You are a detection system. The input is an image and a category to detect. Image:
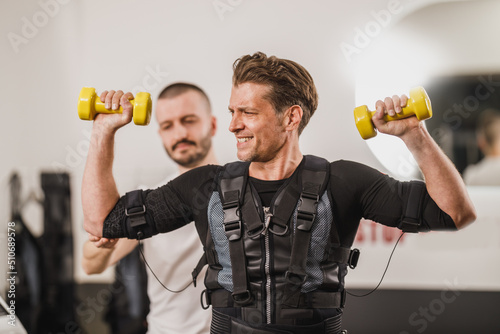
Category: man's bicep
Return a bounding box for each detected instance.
[361,177,456,232]
[359,175,404,228]
[102,185,193,239]
[101,164,219,239]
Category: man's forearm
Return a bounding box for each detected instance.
[82,126,120,236]
[82,238,138,274]
[82,240,115,274]
[402,125,476,229]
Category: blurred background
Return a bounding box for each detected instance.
[1,0,499,333]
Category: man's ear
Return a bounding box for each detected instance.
[211,115,217,137]
[284,105,303,132]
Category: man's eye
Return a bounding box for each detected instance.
[183,118,198,125]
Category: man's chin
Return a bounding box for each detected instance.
[173,156,195,166]
[173,151,209,168]
[236,150,253,162]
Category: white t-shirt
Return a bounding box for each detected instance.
[463,156,500,186]
[142,174,211,334]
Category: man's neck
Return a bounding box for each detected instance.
[249,138,302,181]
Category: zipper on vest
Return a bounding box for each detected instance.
[263,206,273,324]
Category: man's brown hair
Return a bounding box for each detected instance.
[158,82,211,113]
[232,52,318,135]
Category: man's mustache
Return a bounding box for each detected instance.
[172,140,196,151]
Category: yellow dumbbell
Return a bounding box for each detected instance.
[77,87,152,126]
[354,86,432,140]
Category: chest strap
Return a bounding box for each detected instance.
[220,162,253,305]
[206,288,346,309]
[282,155,330,308]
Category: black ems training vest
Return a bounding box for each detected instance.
[195,155,359,326]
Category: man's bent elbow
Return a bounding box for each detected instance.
[454,205,477,230]
[82,261,103,275]
[83,218,104,238]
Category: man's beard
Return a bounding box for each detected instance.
[165,133,212,168]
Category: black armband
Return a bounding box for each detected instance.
[398,180,427,233]
[123,189,157,239]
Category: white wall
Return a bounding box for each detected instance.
[1,0,498,288]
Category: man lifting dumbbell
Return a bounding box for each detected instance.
[81,52,476,334]
[82,84,216,333]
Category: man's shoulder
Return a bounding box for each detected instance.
[170,164,223,188]
[329,159,373,171]
[327,159,386,185]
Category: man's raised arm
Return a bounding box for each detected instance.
[82,90,134,236]
[372,95,476,230]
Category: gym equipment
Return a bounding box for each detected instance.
[354,86,432,139]
[77,87,152,125]
[39,172,83,333]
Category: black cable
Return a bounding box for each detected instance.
[137,229,405,296]
[347,231,405,297]
[137,237,193,293]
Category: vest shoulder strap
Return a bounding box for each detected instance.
[193,161,253,303]
[219,161,253,304]
[282,155,330,307]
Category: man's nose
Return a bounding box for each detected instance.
[172,124,188,142]
[229,112,243,133]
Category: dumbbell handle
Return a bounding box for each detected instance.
[363,95,429,122]
[93,96,133,114]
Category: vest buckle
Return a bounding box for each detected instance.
[348,248,360,269]
[231,289,253,305]
[224,220,242,241]
[268,223,289,236]
[296,191,319,231]
[200,289,211,310]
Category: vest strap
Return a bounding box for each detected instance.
[125,189,149,239]
[282,156,330,308]
[242,184,266,237]
[399,181,426,233]
[191,252,208,288]
[208,288,345,309]
[221,166,254,305]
